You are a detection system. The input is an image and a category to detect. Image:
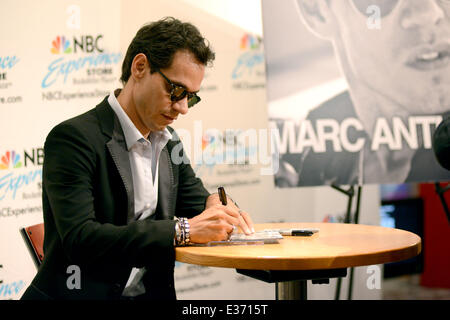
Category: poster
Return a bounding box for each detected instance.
[262,0,450,187]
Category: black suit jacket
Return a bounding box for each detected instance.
[21,97,209,300]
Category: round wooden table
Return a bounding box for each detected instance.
[176,223,422,299]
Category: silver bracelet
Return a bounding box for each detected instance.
[175,217,190,246]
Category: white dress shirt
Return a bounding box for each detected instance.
[108,90,172,297]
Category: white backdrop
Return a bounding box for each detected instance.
[0,0,381,300]
[0,0,122,299]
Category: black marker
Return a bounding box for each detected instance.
[274,228,318,236]
[292,230,314,236]
[218,186,227,205]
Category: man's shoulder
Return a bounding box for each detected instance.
[298,90,361,186]
[47,97,111,141]
[49,108,99,137]
[306,90,356,121]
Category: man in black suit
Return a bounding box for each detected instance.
[21,17,254,300]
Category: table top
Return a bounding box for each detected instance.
[175,223,422,270]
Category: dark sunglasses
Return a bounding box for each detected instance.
[351,0,399,18]
[157,70,201,108]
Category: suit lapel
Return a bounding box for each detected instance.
[96,98,135,224]
[95,96,176,223]
[155,146,173,220]
[107,126,135,223]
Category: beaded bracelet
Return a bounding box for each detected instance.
[182,218,190,245]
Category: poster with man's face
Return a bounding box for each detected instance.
[262,0,450,187]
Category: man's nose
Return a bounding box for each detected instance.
[400,0,445,30]
[171,97,189,115]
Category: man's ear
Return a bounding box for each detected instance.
[131,53,148,80]
[295,0,336,40]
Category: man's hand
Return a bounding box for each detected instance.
[187,193,255,244]
[188,204,241,243]
[205,193,254,235]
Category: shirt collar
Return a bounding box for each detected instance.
[108,89,172,150]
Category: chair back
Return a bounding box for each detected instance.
[20,223,44,268]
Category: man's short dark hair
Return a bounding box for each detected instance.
[120,17,215,84]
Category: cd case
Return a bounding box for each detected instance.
[188,231,283,246]
[229,230,283,244]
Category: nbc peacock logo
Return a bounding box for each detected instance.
[0,150,23,170]
[202,134,211,151]
[232,33,265,82]
[201,133,219,151]
[51,36,72,54]
[240,34,262,51]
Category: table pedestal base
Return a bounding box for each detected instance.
[236,268,347,300]
[276,280,307,300]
